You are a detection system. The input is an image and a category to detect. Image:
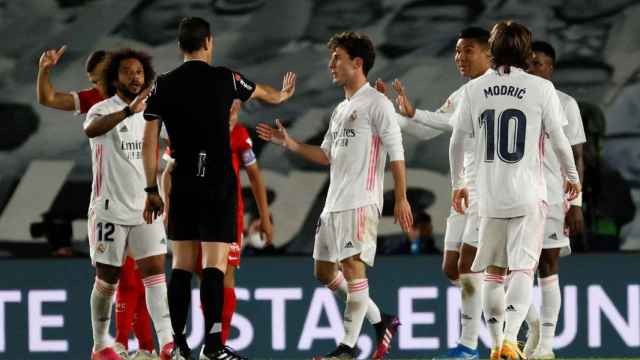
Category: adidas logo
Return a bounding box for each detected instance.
[506,305,517,312]
[160,237,166,244]
[549,232,558,240]
[345,241,354,248]
[487,317,498,324]
[119,125,128,132]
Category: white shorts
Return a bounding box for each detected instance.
[88,211,167,267]
[543,203,571,254]
[313,204,379,267]
[444,210,480,251]
[471,203,547,272]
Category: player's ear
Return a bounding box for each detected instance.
[354,56,364,71]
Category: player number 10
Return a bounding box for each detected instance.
[479,108,527,163]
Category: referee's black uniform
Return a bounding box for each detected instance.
[144,60,255,242]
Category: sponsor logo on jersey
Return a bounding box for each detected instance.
[349,110,357,121]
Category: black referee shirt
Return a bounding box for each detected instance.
[144,60,255,183]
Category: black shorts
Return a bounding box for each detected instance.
[167,176,237,243]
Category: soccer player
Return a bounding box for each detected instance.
[37,47,157,360]
[161,99,273,345]
[84,48,174,360]
[141,17,295,360]
[257,31,412,360]
[522,40,586,359]
[449,21,580,360]
[376,27,491,359]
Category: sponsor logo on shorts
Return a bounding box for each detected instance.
[345,241,354,248]
[487,317,498,324]
[160,237,166,244]
[97,243,106,254]
[549,232,558,240]
[506,305,517,312]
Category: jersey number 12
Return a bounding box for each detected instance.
[480,108,526,163]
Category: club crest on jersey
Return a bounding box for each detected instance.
[349,110,358,121]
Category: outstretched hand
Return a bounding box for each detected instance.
[280,72,296,102]
[129,86,152,113]
[39,45,66,70]
[256,119,293,148]
[392,79,416,118]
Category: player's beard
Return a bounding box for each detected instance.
[116,81,141,102]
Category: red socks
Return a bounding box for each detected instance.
[221,287,237,344]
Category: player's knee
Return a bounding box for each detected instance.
[442,261,459,281]
[538,253,559,277]
[96,262,121,284]
[313,266,334,285]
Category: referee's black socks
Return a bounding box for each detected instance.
[201,267,225,352]
[168,268,193,351]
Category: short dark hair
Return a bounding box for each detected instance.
[532,41,556,65]
[327,32,376,76]
[459,27,490,47]
[489,20,532,71]
[103,48,155,97]
[85,50,108,73]
[178,17,211,53]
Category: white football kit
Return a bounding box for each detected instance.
[543,90,586,252]
[84,95,167,266]
[450,67,580,271]
[313,83,404,266]
[396,86,480,251]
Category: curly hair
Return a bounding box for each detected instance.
[103,48,155,97]
[327,31,376,76]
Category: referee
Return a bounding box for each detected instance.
[141,17,295,360]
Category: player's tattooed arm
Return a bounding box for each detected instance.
[252,72,296,104]
[84,87,151,138]
[37,45,76,111]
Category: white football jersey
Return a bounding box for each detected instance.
[544,90,586,206]
[321,83,404,213]
[452,67,569,218]
[84,95,148,225]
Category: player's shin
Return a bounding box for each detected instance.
[142,273,173,347]
[91,277,118,351]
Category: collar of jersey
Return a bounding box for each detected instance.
[112,94,128,107]
[346,82,371,101]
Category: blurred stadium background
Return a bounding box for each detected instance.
[0,0,639,358]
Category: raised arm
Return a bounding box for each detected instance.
[256,119,330,165]
[251,72,296,105]
[37,45,76,111]
[85,87,150,138]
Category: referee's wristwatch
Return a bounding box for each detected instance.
[144,185,159,194]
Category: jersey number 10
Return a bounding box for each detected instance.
[480,108,526,163]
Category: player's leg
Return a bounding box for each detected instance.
[531,247,562,358]
[442,211,465,284]
[456,242,483,357]
[340,255,370,352]
[130,221,173,359]
[221,265,237,344]
[114,257,137,356]
[131,284,156,358]
[502,206,546,360]
[474,217,508,358]
[89,216,126,359]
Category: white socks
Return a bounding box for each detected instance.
[482,273,505,349]
[458,273,483,349]
[539,274,561,351]
[341,279,370,347]
[504,271,534,343]
[91,277,117,352]
[327,272,382,324]
[142,273,173,347]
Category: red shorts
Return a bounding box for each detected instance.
[195,213,243,273]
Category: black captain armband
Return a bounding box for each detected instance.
[144,185,159,194]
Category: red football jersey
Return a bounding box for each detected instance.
[75,87,105,114]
